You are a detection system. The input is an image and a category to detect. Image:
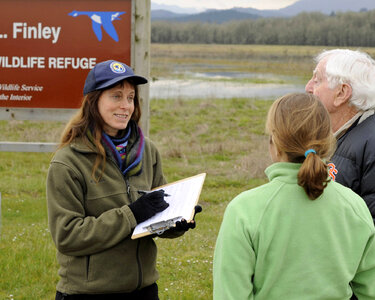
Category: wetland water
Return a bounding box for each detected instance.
[150,70,305,100]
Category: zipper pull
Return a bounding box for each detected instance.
[125,178,131,197]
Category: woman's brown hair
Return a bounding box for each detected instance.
[266,93,336,200]
[59,79,141,181]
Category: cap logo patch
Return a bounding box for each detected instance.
[110,62,126,74]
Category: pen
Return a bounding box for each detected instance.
[138,190,171,197]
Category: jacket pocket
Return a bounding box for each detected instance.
[86,255,91,281]
[85,240,139,292]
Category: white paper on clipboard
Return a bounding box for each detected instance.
[131,173,206,239]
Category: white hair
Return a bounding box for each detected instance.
[315,49,375,111]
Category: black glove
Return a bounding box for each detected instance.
[174,205,202,232]
[129,190,169,223]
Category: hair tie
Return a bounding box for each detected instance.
[304,149,316,157]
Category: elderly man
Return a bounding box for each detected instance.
[305,49,375,223]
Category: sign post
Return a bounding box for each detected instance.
[0,0,151,137]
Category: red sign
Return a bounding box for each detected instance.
[0,0,132,109]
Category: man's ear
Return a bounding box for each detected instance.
[333,83,352,107]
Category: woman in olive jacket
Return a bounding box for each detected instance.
[47,60,197,300]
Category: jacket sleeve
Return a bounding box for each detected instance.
[46,161,137,257]
[361,150,375,224]
[351,232,375,299]
[213,203,255,300]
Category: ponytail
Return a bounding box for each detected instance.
[298,150,330,200]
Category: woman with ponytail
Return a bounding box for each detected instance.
[213,93,375,300]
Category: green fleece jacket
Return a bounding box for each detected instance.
[213,162,375,300]
[47,135,168,294]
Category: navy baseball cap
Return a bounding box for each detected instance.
[83,60,148,95]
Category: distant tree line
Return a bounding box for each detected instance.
[151,10,375,46]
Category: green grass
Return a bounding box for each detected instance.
[0,120,65,142]
[0,97,271,299]
[0,152,58,300]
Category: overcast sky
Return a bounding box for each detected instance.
[151,0,300,11]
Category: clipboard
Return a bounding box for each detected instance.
[131,173,206,239]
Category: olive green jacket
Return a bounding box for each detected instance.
[47,136,168,294]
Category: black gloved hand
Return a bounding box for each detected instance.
[174,205,202,232]
[129,190,169,224]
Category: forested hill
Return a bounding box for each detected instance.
[152,9,260,24]
[151,10,375,47]
[152,9,262,23]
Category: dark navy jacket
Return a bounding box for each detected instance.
[328,113,375,224]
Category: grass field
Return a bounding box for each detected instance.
[1,43,369,299]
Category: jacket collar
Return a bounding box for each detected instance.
[70,137,98,154]
[265,162,302,184]
[69,124,140,155]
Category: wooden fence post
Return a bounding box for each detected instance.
[132,0,151,136]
